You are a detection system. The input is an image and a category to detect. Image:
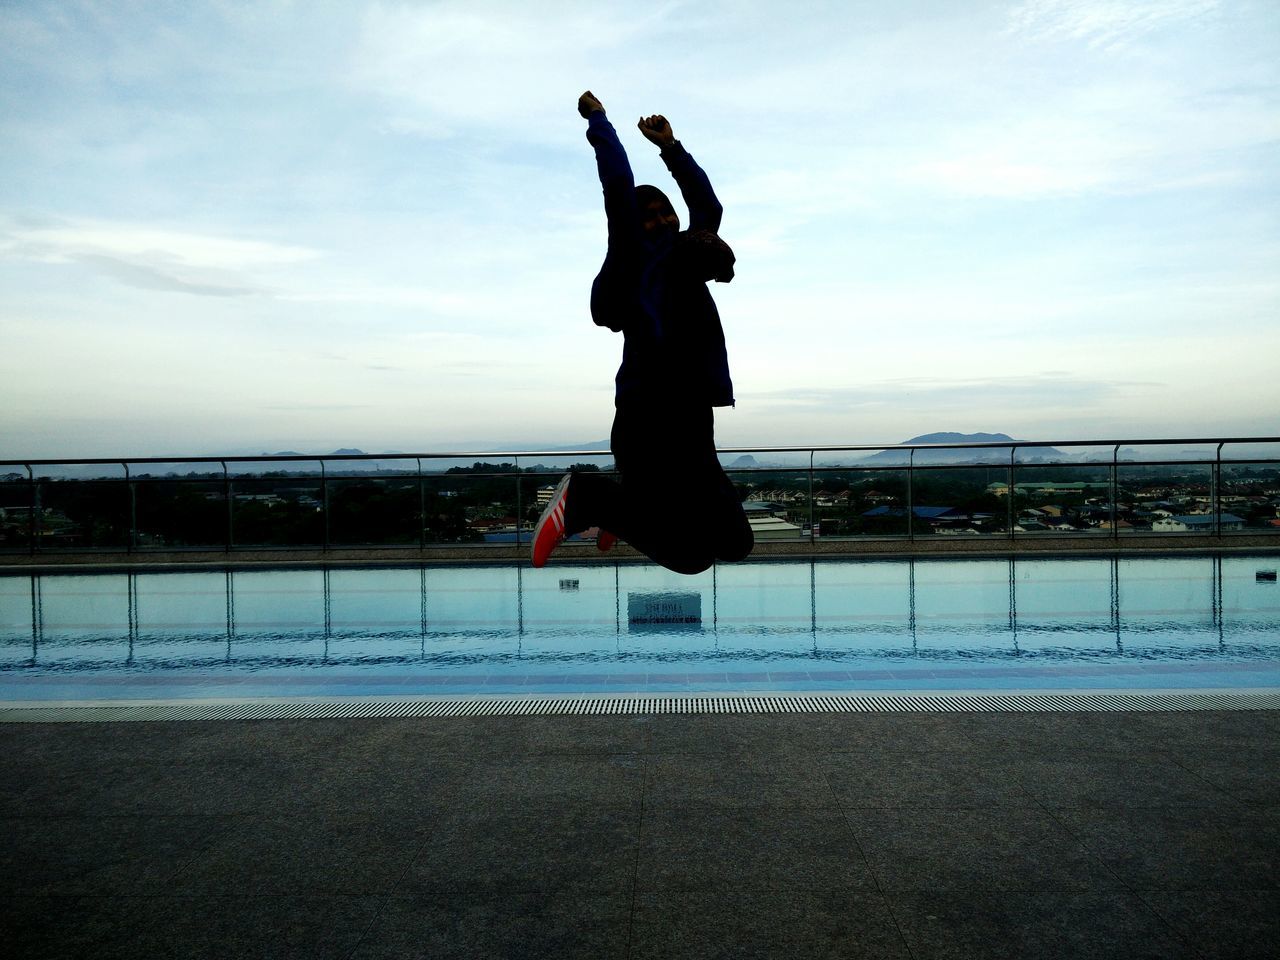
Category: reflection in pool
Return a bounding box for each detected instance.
[2,555,1278,699]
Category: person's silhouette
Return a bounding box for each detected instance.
[530,91,753,575]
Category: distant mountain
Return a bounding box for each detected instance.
[860,432,1066,465]
[905,432,1016,446]
[262,448,367,457]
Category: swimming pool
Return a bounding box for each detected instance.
[2,555,1278,701]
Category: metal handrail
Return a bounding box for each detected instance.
[3,436,1277,555]
[4,435,1280,468]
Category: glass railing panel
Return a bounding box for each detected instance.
[133,477,227,549]
[0,472,34,552]
[1008,461,1114,536]
[327,477,420,546]
[35,477,131,550]
[907,465,1007,537]
[1220,454,1280,534]
[433,461,522,545]
[738,468,813,541]
[1117,462,1213,536]
[228,477,324,547]
[217,460,323,548]
[803,465,869,540]
[413,472,480,544]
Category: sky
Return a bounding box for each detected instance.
[2,0,1278,459]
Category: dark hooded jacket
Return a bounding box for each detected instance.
[586,110,734,408]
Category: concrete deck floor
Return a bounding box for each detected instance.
[3,709,1278,959]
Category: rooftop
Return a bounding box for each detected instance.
[5,700,1277,958]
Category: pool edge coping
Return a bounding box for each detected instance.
[4,687,1278,721]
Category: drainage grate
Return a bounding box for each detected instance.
[1,690,1278,723]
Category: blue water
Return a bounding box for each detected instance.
[1,555,1278,700]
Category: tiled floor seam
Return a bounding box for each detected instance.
[819,753,919,959]
[1118,891,1214,960]
[341,817,439,960]
[142,815,231,892]
[623,754,646,960]
[1158,746,1257,810]
[1027,793,1209,958]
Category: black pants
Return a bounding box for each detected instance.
[566,403,754,575]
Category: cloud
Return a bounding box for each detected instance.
[1,1,1275,455]
[277,285,515,317]
[1007,0,1221,51]
[749,374,1164,412]
[71,253,262,297]
[261,403,371,412]
[0,216,320,297]
[348,1,664,141]
[2,218,318,269]
[376,116,457,140]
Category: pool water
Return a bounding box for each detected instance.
[2,556,1278,700]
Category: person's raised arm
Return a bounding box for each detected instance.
[638,114,722,233]
[581,91,640,332]
[581,91,638,245]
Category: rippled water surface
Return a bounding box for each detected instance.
[2,556,1278,699]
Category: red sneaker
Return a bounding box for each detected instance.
[531,473,573,568]
[596,530,617,552]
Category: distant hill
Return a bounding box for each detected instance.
[262,448,370,457]
[905,432,1015,447]
[860,432,1066,465]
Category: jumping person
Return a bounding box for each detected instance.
[530,90,753,575]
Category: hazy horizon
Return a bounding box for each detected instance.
[3,1,1278,459]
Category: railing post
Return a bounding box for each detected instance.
[1212,554,1223,629]
[124,462,135,553]
[1007,446,1016,541]
[417,457,426,549]
[907,449,915,542]
[25,465,37,556]
[221,461,232,552]
[321,460,330,550]
[515,457,522,546]
[1111,444,1120,541]
[808,451,815,543]
[1213,441,1225,537]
